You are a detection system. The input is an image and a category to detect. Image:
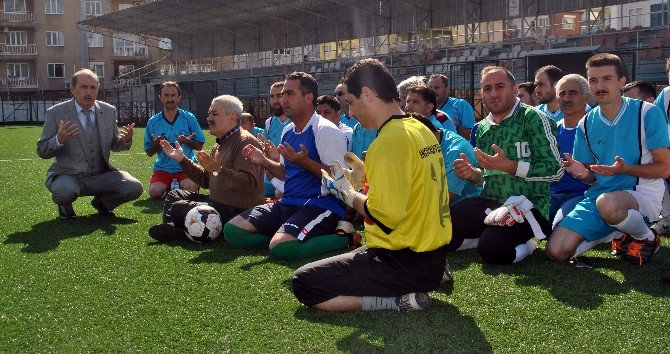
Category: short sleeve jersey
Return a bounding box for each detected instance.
[264,115,292,147]
[439,128,482,204]
[475,99,563,219]
[440,97,475,129]
[339,114,359,129]
[351,122,378,160]
[144,109,205,173]
[550,119,589,194]
[338,123,354,152]
[364,115,451,252]
[433,111,457,133]
[280,112,348,217]
[573,97,670,198]
[654,86,670,122]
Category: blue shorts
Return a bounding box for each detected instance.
[558,196,615,242]
[239,202,339,241]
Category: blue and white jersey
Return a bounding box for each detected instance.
[440,97,475,129]
[550,119,589,195]
[338,122,354,152]
[536,103,591,122]
[351,122,378,160]
[428,114,444,130]
[654,86,670,122]
[144,109,205,173]
[439,128,482,204]
[280,112,348,217]
[339,114,359,129]
[264,115,292,147]
[573,97,669,198]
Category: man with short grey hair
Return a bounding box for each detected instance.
[37,68,143,220]
[148,94,265,242]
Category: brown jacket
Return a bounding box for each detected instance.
[179,128,264,210]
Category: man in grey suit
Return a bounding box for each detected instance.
[37,69,143,219]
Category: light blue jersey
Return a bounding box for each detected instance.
[536,103,591,122]
[428,114,444,130]
[654,86,670,122]
[144,109,205,173]
[264,115,292,146]
[438,128,482,204]
[340,114,359,129]
[351,122,378,160]
[440,97,475,129]
[435,110,457,133]
[573,97,669,198]
[252,126,265,138]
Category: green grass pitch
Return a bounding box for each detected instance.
[1,125,669,352]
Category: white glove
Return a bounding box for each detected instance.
[484,195,547,240]
[321,160,358,207]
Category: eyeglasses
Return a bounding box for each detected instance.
[335,91,344,96]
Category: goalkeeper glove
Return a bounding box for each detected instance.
[343,152,366,190]
[484,195,547,240]
[321,160,358,207]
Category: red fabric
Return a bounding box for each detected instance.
[149,170,190,185]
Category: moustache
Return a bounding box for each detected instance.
[595,90,609,95]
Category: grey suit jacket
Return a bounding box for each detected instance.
[37,98,132,186]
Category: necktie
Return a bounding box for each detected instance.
[84,109,95,137]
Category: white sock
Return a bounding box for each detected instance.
[513,238,538,263]
[457,238,479,251]
[362,296,398,311]
[662,187,670,217]
[610,209,654,241]
[572,232,620,258]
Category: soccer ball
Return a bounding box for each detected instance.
[184,205,222,243]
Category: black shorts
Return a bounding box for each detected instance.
[292,246,447,306]
[239,202,340,240]
[163,189,242,226]
[449,197,551,264]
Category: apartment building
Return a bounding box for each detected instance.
[0,0,162,93]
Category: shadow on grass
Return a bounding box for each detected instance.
[4,216,137,253]
[478,245,670,309]
[133,198,164,215]
[294,298,492,353]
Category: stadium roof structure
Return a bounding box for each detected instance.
[81,0,643,61]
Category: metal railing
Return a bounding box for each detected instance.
[113,47,148,57]
[1,76,39,88]
[0,11,35,22]
[0,44,37,55]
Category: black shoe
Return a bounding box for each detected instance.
[91,197,115,217]
[662,270,670,284]
[148,223,184,242]
[58,204,76,220]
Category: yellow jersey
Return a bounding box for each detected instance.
[364,115,451,252]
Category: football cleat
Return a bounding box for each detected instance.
[651,215,670,237]
[619,231,661,265]
[396,292,431,311]
[440,259,454,284]
[611,233,632,256]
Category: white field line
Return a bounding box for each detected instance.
[0,152,146,162]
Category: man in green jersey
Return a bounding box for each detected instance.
[449,66,563,264]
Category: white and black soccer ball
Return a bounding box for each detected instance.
[184,205,222,243]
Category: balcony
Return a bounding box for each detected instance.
[112,47,148,61]
[0,11,36,28]
[0,44,37,59]
[1,76,39,89]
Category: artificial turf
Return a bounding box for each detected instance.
[0,125,669,352]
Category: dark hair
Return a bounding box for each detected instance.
[535,65,564,85]
[270,81,285,90]
[316,95,341,111]
[341,58,399,103]
[623,81,657,100]
[241,112,254,124]
[414,115,438,133]
[480,66,516,85]
[285,72,318,106]
[586,53,626,79]
[160,81,181,96]
[429,74,449,87]
[518,81,536,95]
[406,84,438,116]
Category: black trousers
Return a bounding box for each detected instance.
[292,246,447,306]
[448,197,551,264]
[163,189,242,227]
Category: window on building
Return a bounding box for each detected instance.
[46,31,64,46]
[651,3,668,27]
[7,63,29,77]
[119,4,133,10]
[562,15,576,30]
[45,0,63,14]
[627,7,643,27]
[536,16,550,30]
[113,33,146,56]
[47,63,65,78]
[90,62,105,78]
[86,0,102,16]
[88,33,103,47]
[118,65,135,77]
[4,0,26,13]
[8,31,27,46]
[158,38,171,50]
